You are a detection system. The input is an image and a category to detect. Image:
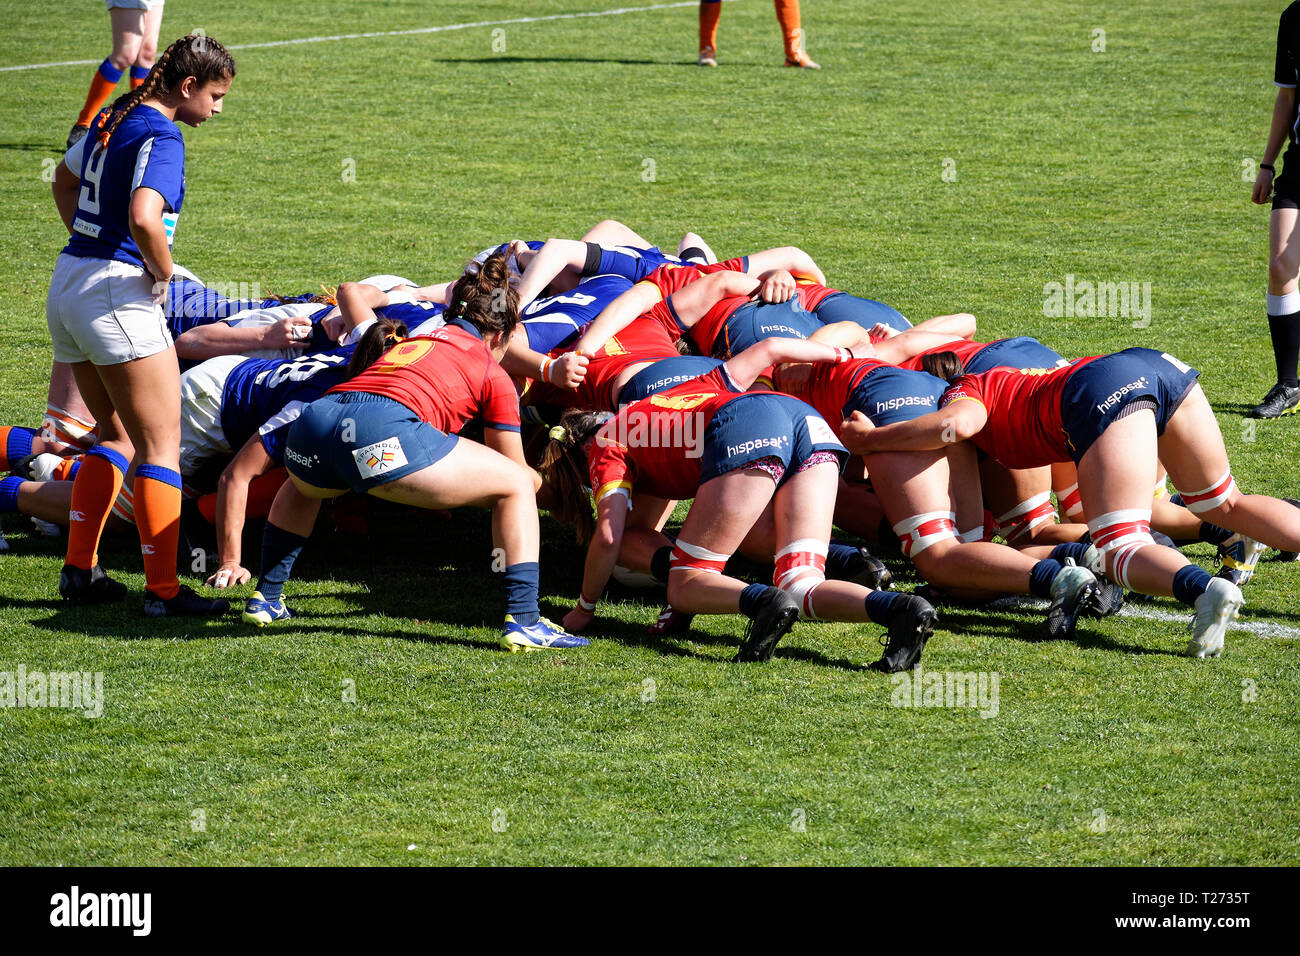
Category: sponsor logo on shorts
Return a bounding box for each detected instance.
[875,394,936,414]
[1096,376,1149,415]
[726,435,790,458]
[805,415,843,448]
[284,447,317,469]
[353,437,409,479]
[758,324,806,338]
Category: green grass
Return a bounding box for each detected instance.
[1,0,1298,865]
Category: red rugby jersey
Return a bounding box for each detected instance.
[329,325,520,434]
[588,367,744,503]
[525,318,679,413]
[898,339,989,372]
[638,257,749,339]
[772,358,888,426]
[940,358,1099,468]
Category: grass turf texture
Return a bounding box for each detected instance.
[1,0,1298,865]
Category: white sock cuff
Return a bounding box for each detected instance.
[1267,290,1300,316]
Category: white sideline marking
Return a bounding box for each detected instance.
[0,2,698,72]
[986,596,1300,641]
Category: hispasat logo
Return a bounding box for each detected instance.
[49,886,151,936]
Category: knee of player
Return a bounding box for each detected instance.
[1268,252,1299,284]
[136,39,157,66]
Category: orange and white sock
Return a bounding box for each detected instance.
[65,446,127,570]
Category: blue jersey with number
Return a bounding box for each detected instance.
[520,273,633,352]
[219,347,356,462]
[375,299,446,336]
[63,106,186,266]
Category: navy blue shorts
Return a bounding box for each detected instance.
[618,356,725,405]
[964,336,1067,374]
[845,366,949,425]
[813,292,911,333]
[1059,348,1200,463]
[284,391,458,493]
[698,393,848,486]
[713,298,823,359]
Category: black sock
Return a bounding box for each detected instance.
[679,245,708,264]
[650,545,672,584]
[1197,522,1233,546]
[1267,310,1300,387]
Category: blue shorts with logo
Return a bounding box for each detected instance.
[284,391,458,493]
[845,366,949,426]
[965,336,1067,375]
[699,393,848,486]
[714,298,823,359]
[1060,348,1200,463]
[813,292,911,333]
[618,356,725,405]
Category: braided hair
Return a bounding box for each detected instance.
[443,251,519,340]
[96,33,236,147]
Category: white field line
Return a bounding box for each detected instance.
[986,596,1300,641]
[0,1,698,72]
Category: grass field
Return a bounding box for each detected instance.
[1,0,1298,866]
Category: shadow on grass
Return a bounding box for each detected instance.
[0,141,60,153]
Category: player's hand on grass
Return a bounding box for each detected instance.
[206,564,252,589]
[1252,168,1275,205]
[757,269,796,303]
[552,350,590,389]
[563,606,594,633]
[263,315,312,349]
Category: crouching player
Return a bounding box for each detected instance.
[542,336,937,671]
[241,253,587,651]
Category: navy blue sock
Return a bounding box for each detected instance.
[825,541,860,580]
[4,426,36,467]
[1050,542,1091,565]
[1029,559,1063,599]
[0,475,23,513]
[1172,564,1212,606]
[738,582,768,618]
[502,561,540,626]
[650,546,672,584]
[130,65,150,83]
[864,589,901,625]
[1197,522,1233,546]
[257,523,309,604]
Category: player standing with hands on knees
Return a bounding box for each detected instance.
[1251,1,1300,418]
[43,33,236,616]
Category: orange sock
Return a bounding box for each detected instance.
[700,1,721,53]
[135,465,182,600]
[774,0,804,59]
[75,59,124,129]
[66,447,127,570]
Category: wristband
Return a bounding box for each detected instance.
[833,347,853,364]
[540,356,556,384]
[1261,163,1276,172]
[577,592,598,613]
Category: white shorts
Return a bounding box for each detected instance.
[106,1,164,11]
[46,254,172,366]
[178,354,241,474]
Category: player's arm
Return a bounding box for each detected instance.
[665,269,764,329]
[872,329,966,364]
[725,336,853,391]
[174,315,311,360]
[513,238,589,309]
[564,490,630,633]
[207,434,274,588]
[1256,88,1297,203]
[52,160,80,234]
[910,312,976,340]
[572,280,664,355]
[413,280,454,305]
[745,246,826,286]
[810,320,873,351]
[839,400,988,455]
[129,187,174,289]
[501,330,589,389]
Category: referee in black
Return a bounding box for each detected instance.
[1253,2,1300,417]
